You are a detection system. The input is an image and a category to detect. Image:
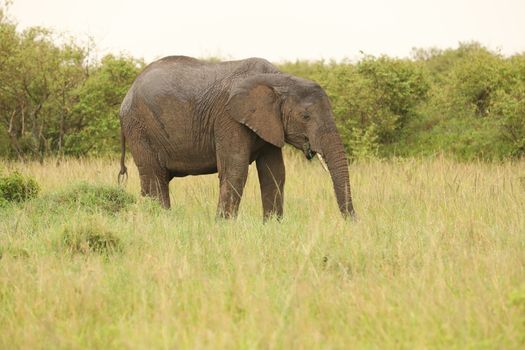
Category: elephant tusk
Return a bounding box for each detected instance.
[317,153,329,172]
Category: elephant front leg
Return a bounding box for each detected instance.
[216,157,249,219]
[256,144,285,220]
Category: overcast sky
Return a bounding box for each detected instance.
[8,0,525,62]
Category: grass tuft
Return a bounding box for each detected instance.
[44,182,135,214]
[60,218,122,255]
[0,246,30,260]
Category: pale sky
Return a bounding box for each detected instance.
[8,0,525,62]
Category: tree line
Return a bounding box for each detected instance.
[1,7,524,161]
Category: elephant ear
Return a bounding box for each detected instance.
[227,77,285,148]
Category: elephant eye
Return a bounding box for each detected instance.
[302,111,311,120]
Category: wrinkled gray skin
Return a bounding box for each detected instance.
[119,56,355,219]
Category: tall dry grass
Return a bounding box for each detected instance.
[1,152,524,349]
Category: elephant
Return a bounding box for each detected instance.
[118,56,355,220]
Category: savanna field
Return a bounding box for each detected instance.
[1,152,524,349]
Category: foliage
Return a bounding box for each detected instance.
[403,43,525,160]
[0,170,39,204]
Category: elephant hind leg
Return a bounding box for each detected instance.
[138,166,171,209]
[127,123,171,209]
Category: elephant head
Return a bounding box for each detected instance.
[227,73,355,218]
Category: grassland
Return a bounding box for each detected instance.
[1,152,524,349]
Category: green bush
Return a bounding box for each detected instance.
[441,44,506,118]
[61,219,122,255]
[0,171,40,204]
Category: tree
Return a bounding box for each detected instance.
[66,55,143,156]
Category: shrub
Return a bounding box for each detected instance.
[422,43,503,119]
[0,171,40,204]
[61,219,122,255]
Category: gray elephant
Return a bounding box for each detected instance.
[118,56,355,219]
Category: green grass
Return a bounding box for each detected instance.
[0,154,524,349]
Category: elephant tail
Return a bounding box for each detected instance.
[118,129,128,185]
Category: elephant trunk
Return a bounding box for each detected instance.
[319,131,355,218]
